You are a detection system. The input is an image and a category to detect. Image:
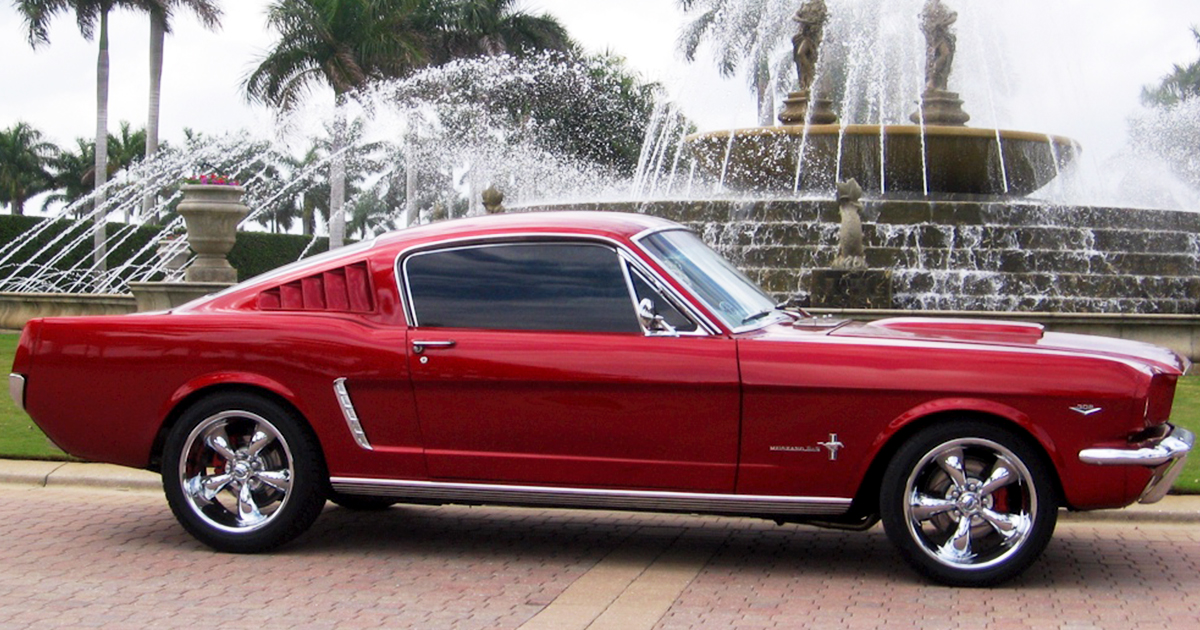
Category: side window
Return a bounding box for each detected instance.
[405,242,641,333]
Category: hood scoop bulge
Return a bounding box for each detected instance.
[843,318,1047,345]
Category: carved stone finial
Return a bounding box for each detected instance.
[909,0,970,126]
[832,179,867,270]
[482,186,505,214]
[792,0,828,95]
[919,0,957,93]
[779,0,838,126]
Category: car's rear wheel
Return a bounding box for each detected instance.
[880,421,1058,586]
[162,393,325,553]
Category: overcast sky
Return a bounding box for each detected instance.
[2,0,1199,167]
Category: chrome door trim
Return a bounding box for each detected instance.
[329,477,852,516]
[412,340,457,354]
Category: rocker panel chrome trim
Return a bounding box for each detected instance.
[333,378,372,451]
[328,477,851,516]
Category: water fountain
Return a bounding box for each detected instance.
[596,0,1200,321]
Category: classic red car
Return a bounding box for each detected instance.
[9,211,1193,586]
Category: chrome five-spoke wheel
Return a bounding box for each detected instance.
[881,422,1057,586]
[163,393,325,553]
[179,411,294,533]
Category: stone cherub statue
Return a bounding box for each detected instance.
[792,0,829,95]
[833,178,867,270]
[779,0,837,125]
[909,0,970,125]
[919,0,957,93]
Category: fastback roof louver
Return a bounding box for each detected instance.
[256,262,374,313]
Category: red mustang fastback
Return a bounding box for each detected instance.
[9,211,1193,586]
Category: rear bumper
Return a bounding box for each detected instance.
[1079,426,1194,504]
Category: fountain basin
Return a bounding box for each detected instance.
[686,125,1080,196]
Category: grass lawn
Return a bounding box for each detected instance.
[0,330,1197,491]
[0,333,69,460]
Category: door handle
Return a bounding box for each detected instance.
[412,340,456,354]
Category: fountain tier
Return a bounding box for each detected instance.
[686,125,1080,196]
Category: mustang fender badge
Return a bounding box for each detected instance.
[1070,404,1103,416]
[818,434,845,461]
[771,433,845,461]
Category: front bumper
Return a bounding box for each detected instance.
[1079,426,1195,504]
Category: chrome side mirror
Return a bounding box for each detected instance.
[637,298,677,336]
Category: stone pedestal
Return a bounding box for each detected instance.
[778,90,839,125]
[179,184,249,284]
[909,89,971,126]
[808,269,893,309]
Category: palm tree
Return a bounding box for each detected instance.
[0,123,59,215]
[245,0,432,248]
[41,138,96,215]
[430,0,573,62]
[106,121,148,175]
[144,1,222,215]
[676,0,795,125]
[15,0,154,268]
[1143,27,1200,108]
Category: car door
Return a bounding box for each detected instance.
[401,239,740,492]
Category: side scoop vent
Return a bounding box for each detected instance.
[257,262,374,313]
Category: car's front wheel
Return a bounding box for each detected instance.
[880,421,1058,586]
[162,393,326,553]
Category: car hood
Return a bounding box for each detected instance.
[820,317,1191,375]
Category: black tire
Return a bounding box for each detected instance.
[879,420,1058,587]
[328,492,397,511]
[162,392,326,553]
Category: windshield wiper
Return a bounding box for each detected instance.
[741,308,776,325]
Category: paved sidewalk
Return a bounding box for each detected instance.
[1,482,1198,629]
[1,458,1198,523]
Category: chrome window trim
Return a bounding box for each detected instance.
[633,227,783,334]
[393,232,721,335]
[333,378,373,451]
[329,477,852,517]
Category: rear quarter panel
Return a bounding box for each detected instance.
[22,312,422,478]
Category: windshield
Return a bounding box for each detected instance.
[638,229,780,330]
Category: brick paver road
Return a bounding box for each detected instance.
[1,483,1198,629]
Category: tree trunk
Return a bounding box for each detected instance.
[328,100,347,249]
[404,129,417,227]
[94,9,110,273]
[143,10,166,222]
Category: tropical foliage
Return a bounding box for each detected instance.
[0,123,58,215]
[426,0,574,63]
[676,0,796,125]
[245,0,577,248]
[1142,27,1200,108]
[14,1,157,205]
[1130,26,1200,195]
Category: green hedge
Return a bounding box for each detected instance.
[228,232,329,281]
[0,215,328,287]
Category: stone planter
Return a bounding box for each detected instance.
[178,184,249,284]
